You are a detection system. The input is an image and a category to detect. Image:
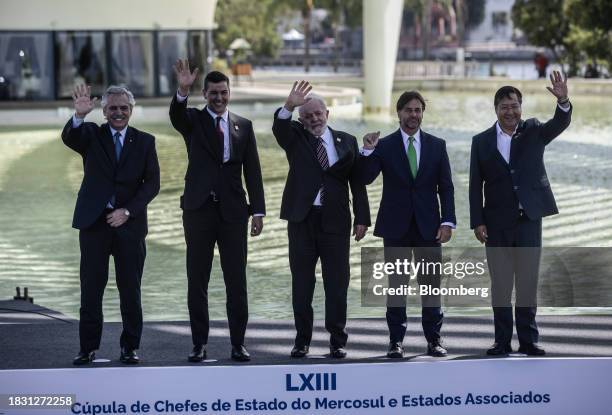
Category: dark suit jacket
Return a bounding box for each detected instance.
[61,119,160,237]
[361,129,455,241]
[272,109,370,235]
[169,96,265,222]
[469,105,572,230]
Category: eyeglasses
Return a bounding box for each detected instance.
[107,105,130,111]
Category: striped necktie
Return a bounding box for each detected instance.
[315,136,329,204]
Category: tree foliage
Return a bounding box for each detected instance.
[512,0,612,74]
[214,0,282,58]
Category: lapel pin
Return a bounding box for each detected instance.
[336,137,341,143]
[234,125,239,131]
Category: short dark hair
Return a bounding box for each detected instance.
[494,86,522,107]
[396,90,426,112]
[204,70,230,91]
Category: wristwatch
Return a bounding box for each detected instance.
[124,209,130,217]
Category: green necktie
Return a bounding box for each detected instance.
[407,136,418,178]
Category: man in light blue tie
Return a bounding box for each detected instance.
[360,91,456,358]
[62,85,160,365]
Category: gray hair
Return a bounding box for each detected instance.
[101,85,136,108]
[298,93,327,117]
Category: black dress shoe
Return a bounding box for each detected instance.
[427,341,448,357]
[518,343,546,356]
[486,342,513,356]
[73,351,95,366]
[231,345,251,362]
[188,344,206,362]
[330,346,347,359]
[120,348,140,364]
[387,342,404,358]
[290,344,310,358]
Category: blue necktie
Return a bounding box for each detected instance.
[113,131,123,161]
[109,132,122,208]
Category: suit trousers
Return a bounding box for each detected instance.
[78,211,146,352]
[383,216,443,344]
[183,198,248,347]
[288,207,350,348]
[486,214,542,346]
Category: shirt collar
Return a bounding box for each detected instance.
[206,106,229,123]
[109,126,128,140]
[400,128,421,145]
[495,121,518,138]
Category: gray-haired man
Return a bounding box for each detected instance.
[62,85,160,365]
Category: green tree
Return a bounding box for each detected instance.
[214,0,282,59]
[565,0,612,72]
[511,0,569,63]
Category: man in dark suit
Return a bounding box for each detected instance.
[361,91,455,358]
[469,70,571,356]
[62,85,160,365]
[272,81,370,358]
[170,60,265,362]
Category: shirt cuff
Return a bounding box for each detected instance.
[72,115,84,128]
[176,91,188,102]
[557,101,570,112]
[440,222,456,229]
[360,147,374,156]
[277,107,293,119]
[253,213,265,217]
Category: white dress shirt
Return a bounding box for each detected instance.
[277,106,339,206]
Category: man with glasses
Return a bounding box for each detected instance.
[469,71,571,356]
[63,85,160,365]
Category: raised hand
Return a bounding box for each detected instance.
[284,80,312,111]
[546,70,569,101]
[362,131,381,150]
[72,84,97,118]
[173,59,199,96]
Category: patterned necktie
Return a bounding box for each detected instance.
[315,136,329,204]
[113,131,123,161]
[216,116,225,160]
[407,135,418,179]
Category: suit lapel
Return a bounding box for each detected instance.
[329,127,348,167]
[415,129,428,181]
[118,127,135,168]
[509,119,526,166]
[391,130,414,184]
[101,124,117,167]
[487,124,510,170]
[228,112,240,162]
[198,107,222,162]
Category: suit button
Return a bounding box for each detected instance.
[513,186,519,190]
[510,169,515,174]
